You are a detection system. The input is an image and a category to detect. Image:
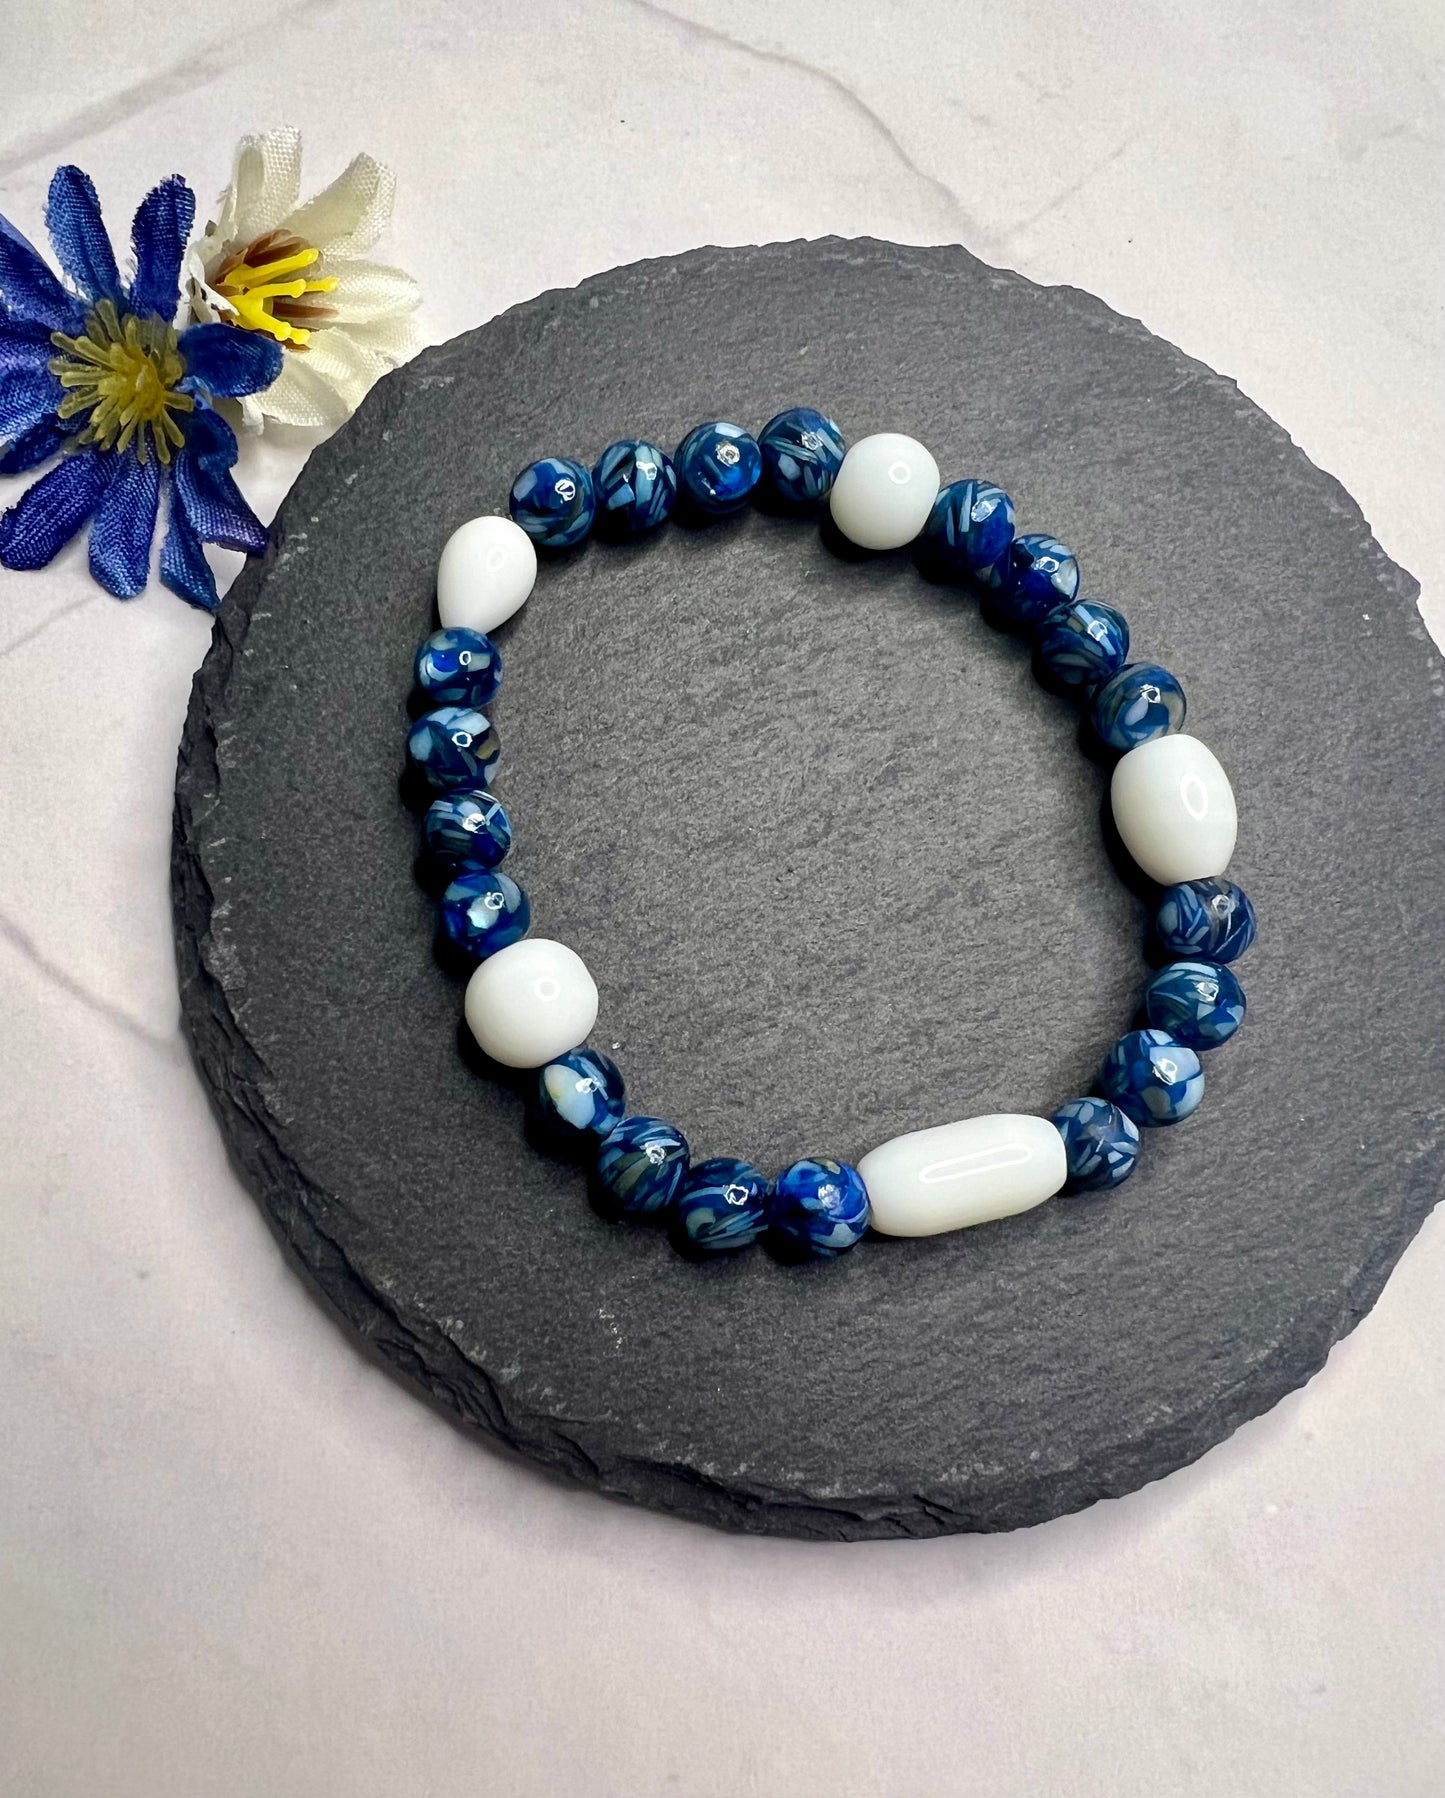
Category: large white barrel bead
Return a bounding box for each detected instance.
[828,432,941,550]
[858,1114,1068,1237]
[464,938,599,1069]
[1110,732,1238,885]
[437,514,538,634]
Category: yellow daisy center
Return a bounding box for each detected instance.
[49,298,194,466]
[211,228,339,349]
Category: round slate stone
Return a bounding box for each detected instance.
[173,238,1443,1540]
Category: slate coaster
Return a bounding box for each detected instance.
[173,238,1445,1539]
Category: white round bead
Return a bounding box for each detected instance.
[436,515,537,634]
[1110,733,1238,885]
[464,938,599,1069]
[828,432,941,550]
[858,1114,1067,1236]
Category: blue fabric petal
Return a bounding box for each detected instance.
[159,488,218,611]
[87,446,161,597]
[178,322,283,399]
[0,311,57,373]
[127,176,194,322]
[172,405,268,555]
[0,214,48,267]
[0,366,63,440]
[0,448,110,569]
[0,416,68,475]
[0,214,85,333]
[45,166,121,304]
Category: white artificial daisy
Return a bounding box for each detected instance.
[186,125,421,432]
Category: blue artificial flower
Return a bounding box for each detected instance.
[0,166,283,609]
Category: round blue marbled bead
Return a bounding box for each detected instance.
[1050,1097,1141,1193]
[414,628,502,708]
[1090,662,1187,751]
[508,456,596,548]
[534,1048,626,1146]
[1036,598,1129,690]
[1143,959,1245,1050]
[997,533,1080,627]
[921,478,1016,586]
[423,787,512,871]
[674,421,762,515]
[439,867,530,959]
[596,1116,691,1216]
[758,407,846,505]
[770,1158,870,1257]
[1155,877,1257,964]
[407,705,500,791]
[1098,1027,1204,1127]
[591,439,678,535]
[676,1157,771,1252]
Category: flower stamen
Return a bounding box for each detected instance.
[212,229,339,349]
[48,298,194,466]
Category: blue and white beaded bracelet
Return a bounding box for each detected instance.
[405,409,1256,1257]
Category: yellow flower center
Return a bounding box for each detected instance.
[49,299,194,465]
[211,228,339,349]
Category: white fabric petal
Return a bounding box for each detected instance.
[282,153,395,260]
[299,327,389,406]
[227,126,304,246]
[183,246,230,325]
[249,354,355,430]
[188,219,225,284]
[338,311,424,363]
[206,200,237,252]
[323,258,422,325]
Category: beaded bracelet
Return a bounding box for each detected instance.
[404,409,1256,1257]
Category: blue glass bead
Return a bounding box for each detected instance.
[674,421,762,515]
[1036,598,1129,690]
[414,628,502,707]
[1143,959,1245,1049]
[535,1048,626,1145]
[998,534,1080,626]
[596,1116,690,1216]
[1090,663,1187,751]
[921,478,1017,585]
[439,868,530,959]
[1098,1028,1204,1127]
[592,439,678,535]
[508,456,596,548]
[423,787,512,870]
[1155,877,1257,964]
[676,1157,771,1252]
[770,1158,870,1257]
[407,705,499,791]
[1050,1097,1141,1193]
[757,407,846,505]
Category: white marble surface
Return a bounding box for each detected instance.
[3,3,1444,1793]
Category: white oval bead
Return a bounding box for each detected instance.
[828,432,941,550]
[1110,732,1238,885]
[436,515,537,634]
[858,1114,1067,1237]
[464,938,599,1069]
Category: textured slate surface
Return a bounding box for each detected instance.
[172,238,1445,1539]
